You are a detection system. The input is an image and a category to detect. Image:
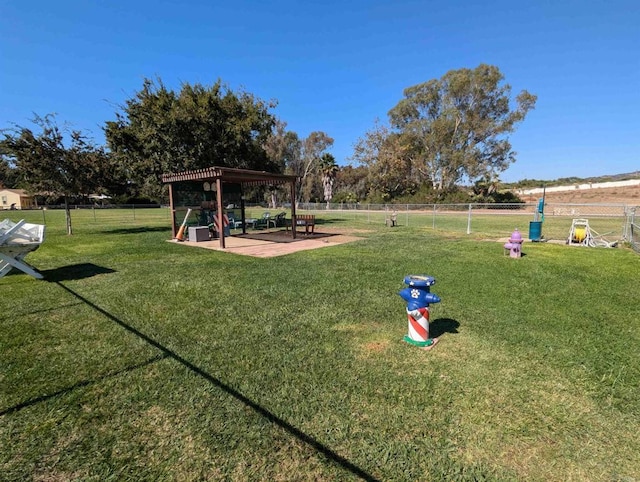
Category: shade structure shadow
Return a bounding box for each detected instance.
[429,318,460,338]
[42,263,116,282]
[175,231,364,258]
[51,281,379,482]
[237,230,338,244]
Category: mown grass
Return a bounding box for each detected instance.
[1,209,639,481]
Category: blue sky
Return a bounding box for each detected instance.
[1,0,638,183]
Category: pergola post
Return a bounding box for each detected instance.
[216,177,225,249]
[240,187,247,235]
[290,181,297,239]
[168,183,177,238]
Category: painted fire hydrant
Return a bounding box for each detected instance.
[503,228,523,258]
[399,275,441,349]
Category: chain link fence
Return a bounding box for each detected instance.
[0,205,171,233]
[2,202,637,250]
[627,207,639,253]
[298,202,630,243]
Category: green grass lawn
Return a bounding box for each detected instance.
[2,210,639,481]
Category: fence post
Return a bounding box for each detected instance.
[42,209,46,224]
[466,204,472,234]
[432,204,436,230]
[631,208,636,248]
[626,208,631,248]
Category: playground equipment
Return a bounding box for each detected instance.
[0,219,46,279]
[503,228,524,258]
[398,275,441,349]
[567,219,618,248]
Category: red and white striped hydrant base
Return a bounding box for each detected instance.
[407,307,430,342]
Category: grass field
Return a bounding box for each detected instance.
[2,209,639,481]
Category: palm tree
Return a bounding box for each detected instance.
[319,153,338,209]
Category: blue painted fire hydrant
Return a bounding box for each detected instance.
[399,275,441,349]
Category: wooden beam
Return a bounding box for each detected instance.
[216,177,225,249]
[290,179,297,239]
[168,183,176,238]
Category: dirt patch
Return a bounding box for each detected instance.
[363,340,390,352]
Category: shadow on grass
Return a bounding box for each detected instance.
[430,318,460,338]
[41,263,116,282]
[0,302,84,322]
[51,282,379,482]
[100,226,171,235]
[0,353,168,416]
[313,217,345,225]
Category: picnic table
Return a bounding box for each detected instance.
[0,219,46,279]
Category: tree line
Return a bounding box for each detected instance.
[1,64,536,221]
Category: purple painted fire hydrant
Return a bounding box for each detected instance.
[504,228,523,258]
[399,275,441,350]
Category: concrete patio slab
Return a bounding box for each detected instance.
[169,230,365,258]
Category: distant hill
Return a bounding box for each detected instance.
[511,176,640,206]
[517,179,640,196]
[506,171,640,189]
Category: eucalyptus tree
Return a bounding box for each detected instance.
[263,119,302,207]
[333,165,369,203]
[388,64,536,190]
[351,121,416,201]
[287,131,333,205]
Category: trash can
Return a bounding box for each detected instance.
[529,221,542,242]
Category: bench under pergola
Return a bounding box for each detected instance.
[162,166,299,249]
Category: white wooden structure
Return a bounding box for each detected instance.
[0,219,46,279]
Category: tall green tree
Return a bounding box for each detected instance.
[319,153,338,209]
[0,146,19,188]
[104,78,278,202]
[1,115,112,234]
[351,121,416,201]
[263,119,302,207]
[287,131,333,205]
[333,165,369,203]
[263,119,302,172]
[388,64,536,190]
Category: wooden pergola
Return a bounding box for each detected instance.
[162,166,299,249]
